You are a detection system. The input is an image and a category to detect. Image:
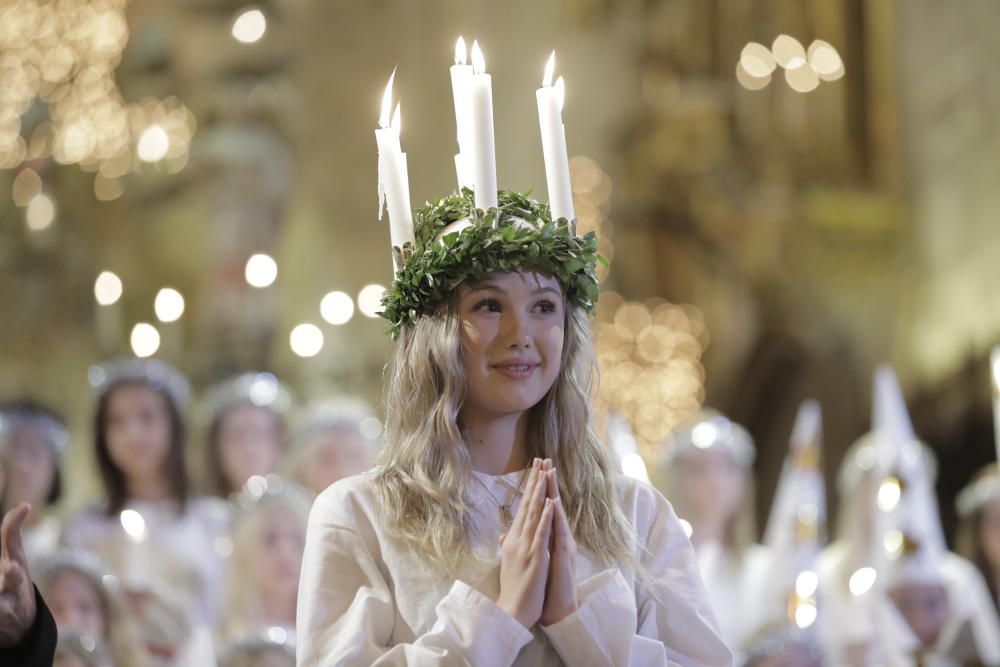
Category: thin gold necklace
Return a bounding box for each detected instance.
[475,467,531,529]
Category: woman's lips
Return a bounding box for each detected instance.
[492,363,539,379]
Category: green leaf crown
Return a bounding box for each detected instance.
[379,188,607,339]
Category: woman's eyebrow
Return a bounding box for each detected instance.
[467,283,560,295]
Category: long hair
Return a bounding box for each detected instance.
[37,554,151,667]
[372,298,634,574]
[222,491,310,640]
[94,381,189,516]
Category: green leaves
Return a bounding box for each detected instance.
[380,189,604,339]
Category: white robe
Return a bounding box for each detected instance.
[295,468,732,667]
[62,496,231,626]
[694,541,772,655]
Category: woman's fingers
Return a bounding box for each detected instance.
[546,468,559,501]
[531,498,555,555]
[509,459,539,536]
[554,497,572,548]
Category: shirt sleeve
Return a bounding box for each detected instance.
[296,487,534,667]
[540,484,733,667]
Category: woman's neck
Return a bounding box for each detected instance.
[260,589,298,626]
[125,474,172,503]
[461,409,530,475]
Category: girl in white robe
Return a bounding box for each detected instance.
[62,358,226,666]
[657,410,771,654]
[296,189,730,666]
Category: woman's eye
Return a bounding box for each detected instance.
[534,299,557,314]
[473,298,501,313]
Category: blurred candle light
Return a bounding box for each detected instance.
[320,291,354,325]
[357,284,386,318]
[154,288,185,322]
[232,8,267,43]
[245,253,278,288]
[26,193,55,231]
[130,323,161,358]
[136,124,170,162]
[290,323,324,357]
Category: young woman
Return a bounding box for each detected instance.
[62,358,231,628]
[204,372,292,498]
[0,401,69,564]
[296,190,730,665]
[956,463,1000,612]
[285,399,378,496]
[35,550,149,667]
[221,476,310,642]
[657,410,770,653]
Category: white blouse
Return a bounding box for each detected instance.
[296,468,732,666]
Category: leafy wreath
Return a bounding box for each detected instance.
[379,188,607,339]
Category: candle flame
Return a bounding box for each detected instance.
[543,51,556,87]
[391,103,401,134]
[455,36,467,65]
[554,76,565,111]
[379,68,396,129]
[471,40,485,75]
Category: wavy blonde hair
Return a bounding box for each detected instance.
[372,293,634,574]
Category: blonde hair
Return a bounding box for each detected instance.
[222,491,310,640]
[372,296,634,574]
[37,554,150,667]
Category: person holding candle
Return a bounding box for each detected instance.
[296,49,729,665]
[203,372,293,498]
[0,400,69,565]
[62,358,231,632]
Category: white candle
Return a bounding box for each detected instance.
[469,41,498,213]
[450,37,474,191]
[536,52,574,222]
[374,71,414,261]
[991,346,1000,464]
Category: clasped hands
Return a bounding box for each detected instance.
[496,458,579,629]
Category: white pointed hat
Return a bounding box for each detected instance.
[871,365,947,589]
[761,400,827,630]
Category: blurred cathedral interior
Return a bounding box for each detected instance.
[2,1,1000,666]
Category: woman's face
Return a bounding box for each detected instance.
[104,383,173,483]
[457,270,565,419]
[979,498,1000,572]
[254,506,306,602]
[47,570,107,640]
[889,582,950,647]
[300,427,374,495]
[218,404,283,493]
[676,447,746,527]
[3,424,56,509]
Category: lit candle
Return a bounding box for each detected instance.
[375,70,415,264]
[469,41,498,213]
[536,52,574,222]
[450,37,474,191]
[120,509,151,588]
